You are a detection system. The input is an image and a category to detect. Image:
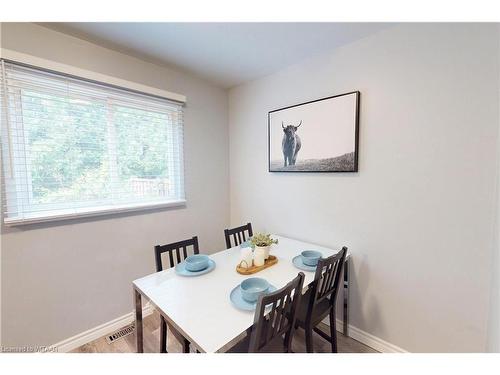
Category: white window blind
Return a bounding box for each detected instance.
[1,60,185,225]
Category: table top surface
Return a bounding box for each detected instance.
[133,235,345,353]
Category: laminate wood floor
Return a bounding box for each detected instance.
[71,311,377,353]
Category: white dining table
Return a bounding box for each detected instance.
[132,235,350,353]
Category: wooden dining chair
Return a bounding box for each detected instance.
[154,236,200,353]
[228,272,305,353]
[294,247,347,353]
[224,222,253,249]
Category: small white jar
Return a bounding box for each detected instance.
[253,247,266,267]
[240,247,253,269]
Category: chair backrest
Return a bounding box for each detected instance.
[154,236,200,272]
[248,272,305,353]
[224,222,253,249]
[309,247,347,310]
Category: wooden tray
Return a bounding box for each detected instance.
[236,255,278,275]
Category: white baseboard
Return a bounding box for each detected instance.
[54,303,154,353]
[326,318,408,353]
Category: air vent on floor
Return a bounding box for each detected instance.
[106,323,135,344]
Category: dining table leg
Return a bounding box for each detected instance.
[134,288,144,353]
[343,257,349,336]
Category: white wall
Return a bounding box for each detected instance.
[0,23,229,346]
[487,25,500,353]
[229,23,499,352]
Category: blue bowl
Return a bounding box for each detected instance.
[240,277,270,303]
[301,250,322,266]
[184,254,210,272]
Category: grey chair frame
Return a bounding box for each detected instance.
[224,222,253,249]
[248,272,305,353]
[154,236,200,353]
[296,247,348,353]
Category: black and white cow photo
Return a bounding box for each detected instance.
[268,91,359,172]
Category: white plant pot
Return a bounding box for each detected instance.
[255,245,270,260]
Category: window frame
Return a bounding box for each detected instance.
[1,57,187,226]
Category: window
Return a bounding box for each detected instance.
[1,61,185,225]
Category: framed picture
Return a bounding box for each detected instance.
[268,91,360,173]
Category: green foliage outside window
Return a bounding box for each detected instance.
[22,90,170,205]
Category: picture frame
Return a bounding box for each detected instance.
[268,91,360,173]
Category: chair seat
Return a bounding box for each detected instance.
[295,289,331,327]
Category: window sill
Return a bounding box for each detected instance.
[3,199,187,226]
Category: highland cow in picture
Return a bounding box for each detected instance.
[281,121,302,167]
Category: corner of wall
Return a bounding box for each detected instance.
[0,20,4,348]
[225,86,232,229]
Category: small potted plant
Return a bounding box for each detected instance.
[250,233,278,261]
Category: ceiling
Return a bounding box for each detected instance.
[42,23,392,88]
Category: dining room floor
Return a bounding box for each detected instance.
[71,311,377,353]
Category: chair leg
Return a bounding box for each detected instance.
[329,309,338,353]
[284,326,296,353]
[160,317,167,353]
[305,324,314,353]
[182,338,190,353]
